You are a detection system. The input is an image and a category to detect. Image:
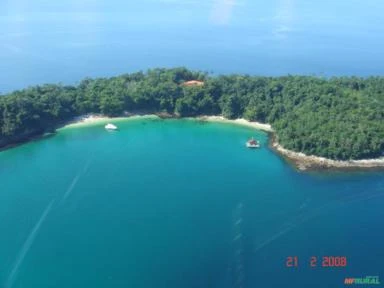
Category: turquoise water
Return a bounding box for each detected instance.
[0,118,383,288]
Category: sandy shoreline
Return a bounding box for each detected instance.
[197,116,273,132]
[63,114,384,171]
[63,114,274,132]
[60,114,158,129]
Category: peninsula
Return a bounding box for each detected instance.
[0,68,383,170]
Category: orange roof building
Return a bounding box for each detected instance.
[182,80,204,87]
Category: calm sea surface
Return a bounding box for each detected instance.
[0,118,383,288]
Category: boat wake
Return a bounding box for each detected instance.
[230,203,245,288]
[61,153,94,203]
[4,200,55,288]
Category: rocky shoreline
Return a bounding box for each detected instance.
[269,136,384,171]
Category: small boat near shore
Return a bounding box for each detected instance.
[246,137,260,148]
[105,123,118,130]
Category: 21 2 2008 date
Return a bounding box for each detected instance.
[286,256,347,268]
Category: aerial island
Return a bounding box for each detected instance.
[0,68,383,170]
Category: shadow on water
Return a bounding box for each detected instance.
[0,132,57,154]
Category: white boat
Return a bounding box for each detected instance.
[105,123,118,130]
[246,137,260,148]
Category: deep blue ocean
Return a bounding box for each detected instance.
[1,0,384,93]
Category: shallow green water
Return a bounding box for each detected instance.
[0,118,383,288]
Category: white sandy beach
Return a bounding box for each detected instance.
[61,114,157,129]
[198,116,274,132]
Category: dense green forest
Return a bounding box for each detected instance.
[0,68,383,160]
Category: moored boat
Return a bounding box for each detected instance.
[246,137,260,148]
[105,123,118,130]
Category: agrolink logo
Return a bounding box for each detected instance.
[345,276,380,285]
